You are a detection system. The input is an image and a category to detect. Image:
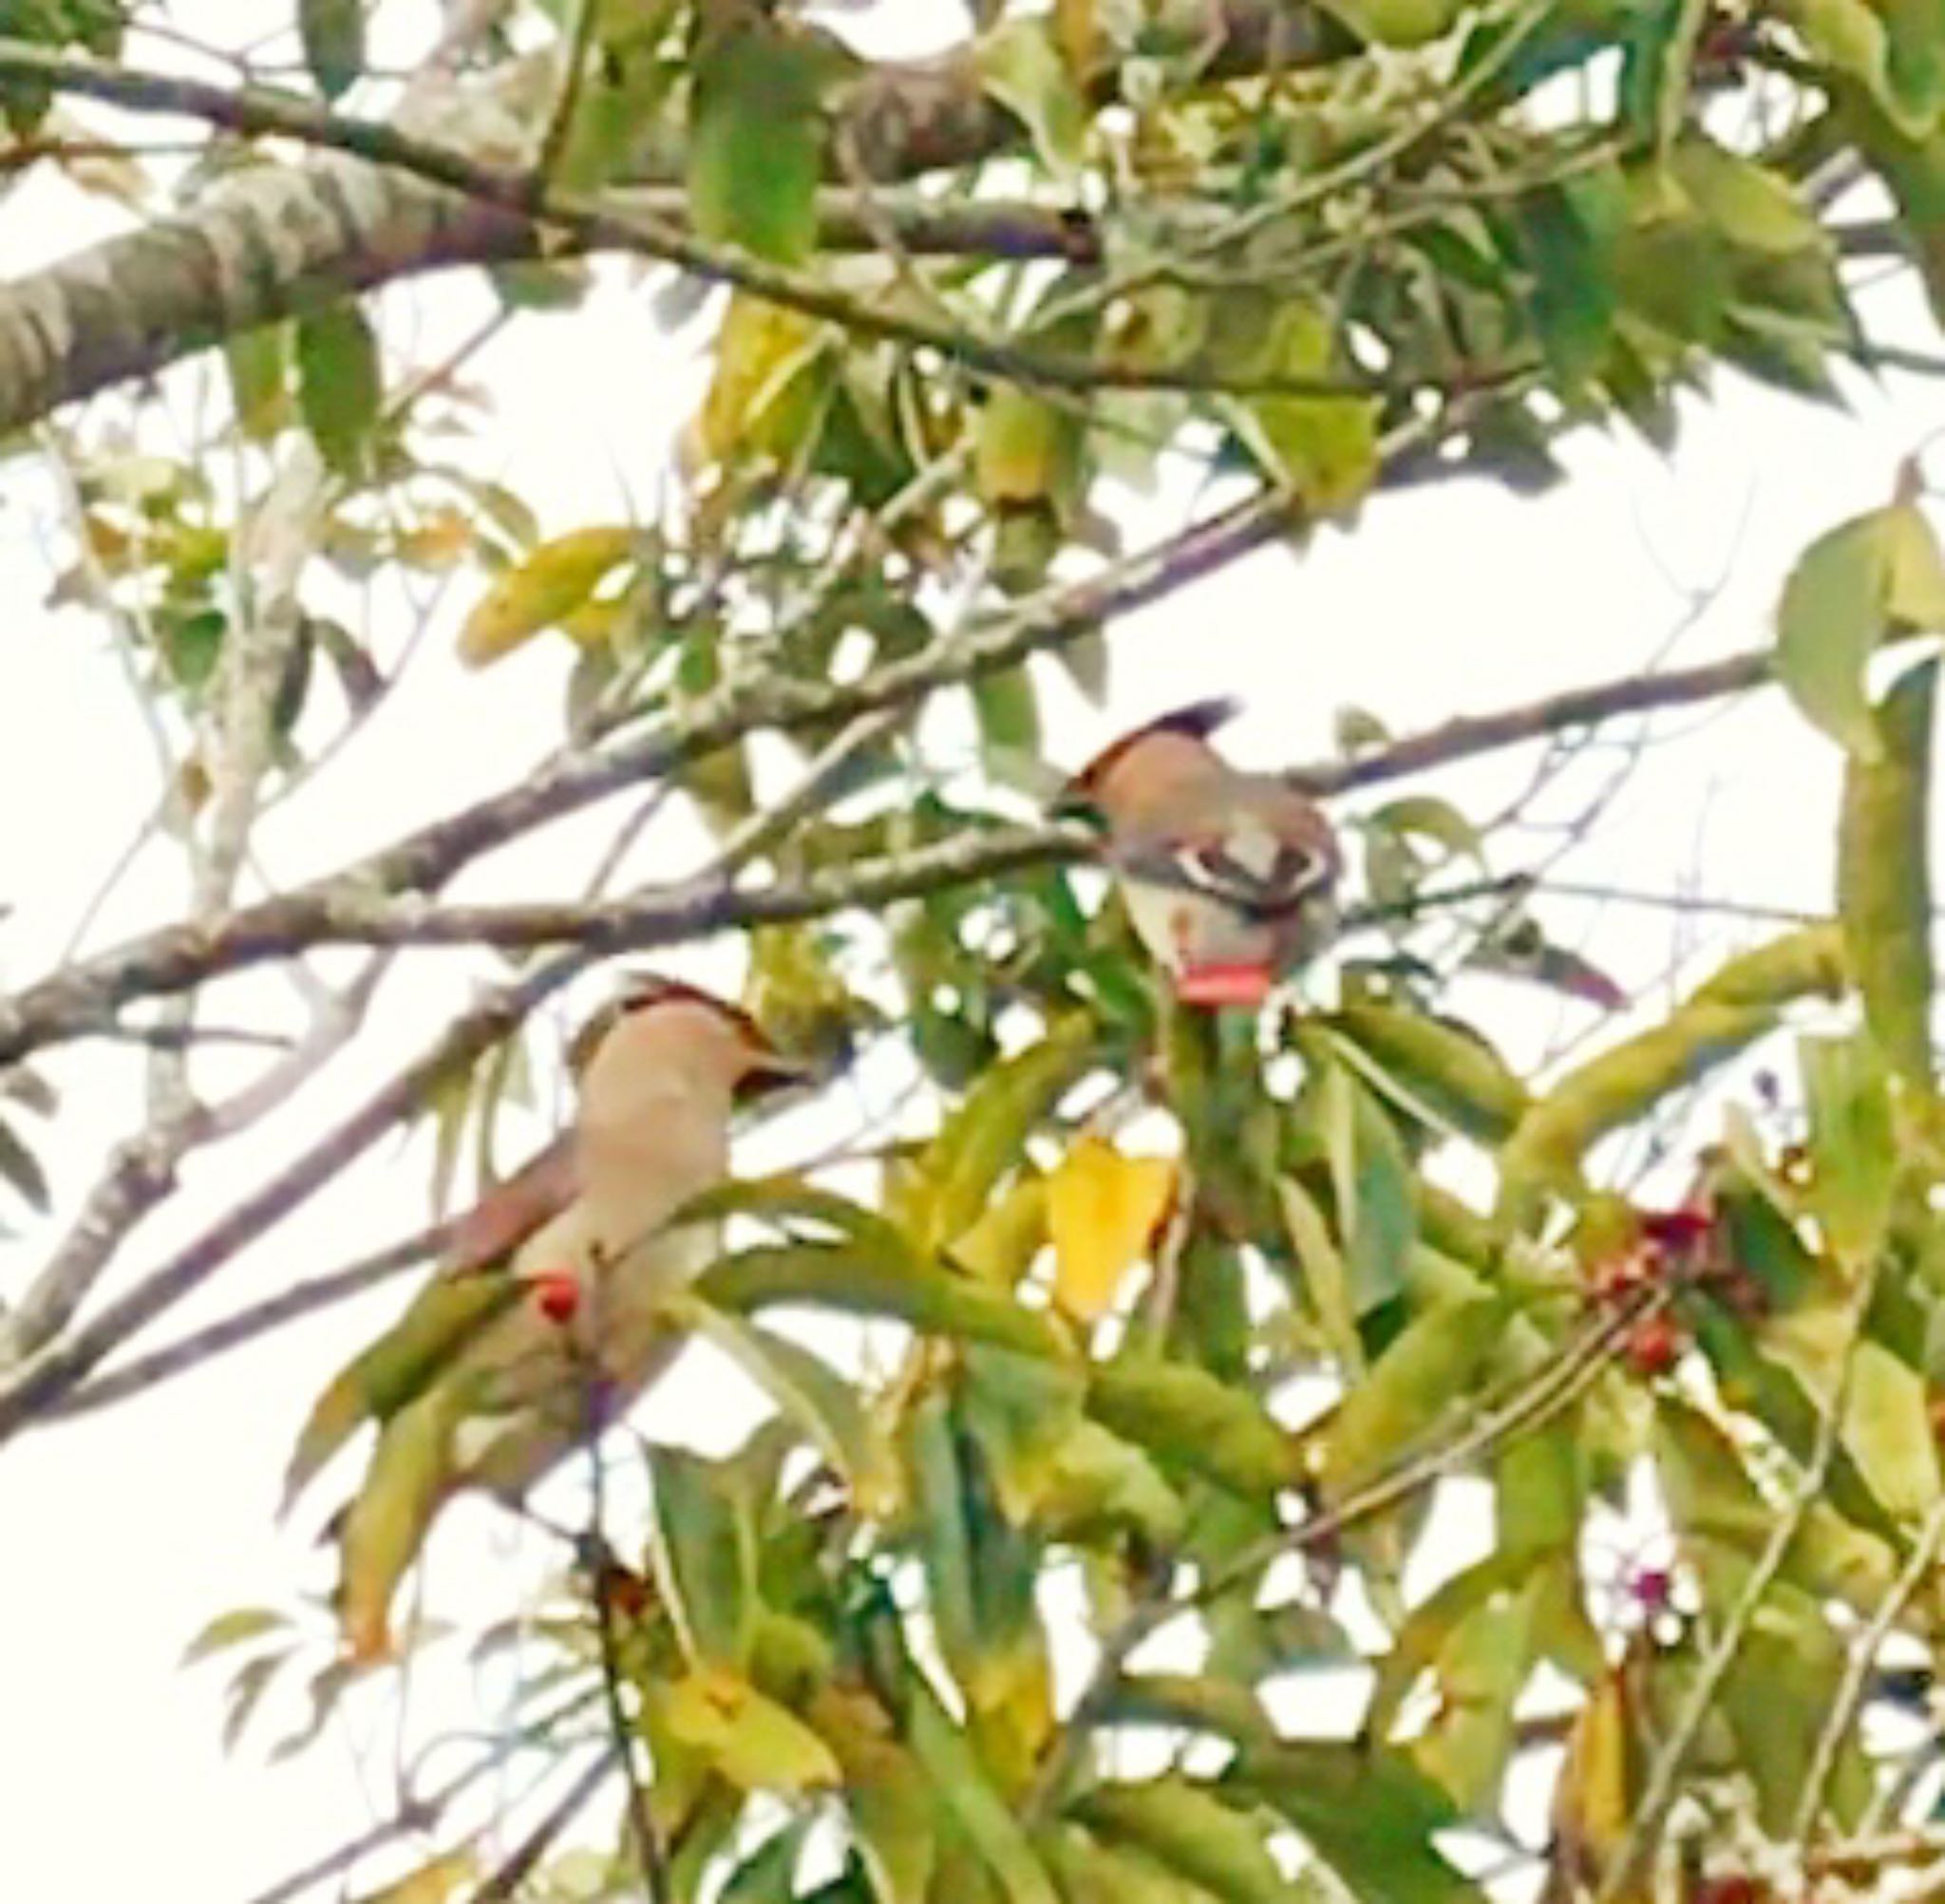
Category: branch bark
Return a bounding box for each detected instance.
[0,5,1331,434]
[0,628,1783,1077]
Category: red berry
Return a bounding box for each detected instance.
[1625,1315,1680,1377]
[531,1269,580,1326]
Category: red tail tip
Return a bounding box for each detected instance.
[1176,963,1275,1009]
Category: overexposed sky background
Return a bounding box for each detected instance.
[3,3,1944,1897]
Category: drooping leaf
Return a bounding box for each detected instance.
[224,324,290,441]
[906,1678,1061,1904]
[1046,1137,1177,1323]
[299,0,365,99]
[975,17,1088,178]
[688,17,829,263]
[1841,1338,1943,1519]
[180,1606,292,1667]
[1801,1032,1897,1266]
[1228,1741,1479,1904]
[1328,1004,1529,1145]
[1231,303,1380,514]
[1839,654,1937,1089]
[338,1386,463,1661]
[294,304,382,479]
[1775,502,1945,758]
[1314,1061,1416,1314]
[646,1442,759,1673]
[1322,1292,1502,1495]
[456,525,638,668]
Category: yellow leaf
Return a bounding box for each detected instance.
[1551,1667,1636,1894]
[1047,1137,1177,1322]
[659,1666,841,1795]
[351,1850,478,1904]
[698,292,827,467]
[455,525,638,668]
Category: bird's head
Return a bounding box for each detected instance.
[1053,697,1243,829]
[572,971,816,1103]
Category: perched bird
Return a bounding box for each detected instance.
[283,973,808,1660]
[1060,699,1341,1009]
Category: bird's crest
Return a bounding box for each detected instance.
[1058,698,1244,811]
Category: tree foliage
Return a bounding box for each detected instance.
[6,2,1945,1900]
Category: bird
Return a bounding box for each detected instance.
[282,972,810,1660]
[1058,699,1342,1009]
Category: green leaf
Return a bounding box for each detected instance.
[294,303,382,479]
[699,1242,1069,1363]
[1498,930,1846,1219]
[1328,1005,1529,1145]
[906,1678,1060,1904]
[1316,1062,1417,1312]
[1773,503,1945,759]
[1229,1742,1478,1904]
[1087,1357,1299,1499]
[224,325,290,441]
[679,1303,896,1508]
[1231,304,1379,513]
[913,1019,1098,1254]
[1843,1338,1943,1518]
[338,1386,463,1660]
[456,525,638,668]
[1074,1778,1289,1904]
[975,18,1088,178]
[299,0,365,99]
[689,20,827,264]
[1840,654,1937,1089]
[1322,1293,1502,1495]
[349,1848,478,1904]
[1519,175,1621,384]
[647,1442,757,1668]
[1672,139,1824,254]
[1801,1032,1897,1265]
[1316,0,1464,47]
[282,1275,516,1513]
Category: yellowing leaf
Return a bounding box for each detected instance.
[351,1850,478,1904]
[1550,1668,1636,1890]
[696,293,827,468]
[1317,0,1464,46]
[659,1667,841,1795]
[976,18,1088,178]
[455,525,638,668]
[1047,1137,1176,1322]
[1230,304,1378,514]
[338,1386,462,1662]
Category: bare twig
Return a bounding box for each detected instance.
[47,1221,450,1420]
[1596,1272,1878,1901]
[1791,1490,1945,1847]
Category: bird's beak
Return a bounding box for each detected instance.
[738,1038,821,1101]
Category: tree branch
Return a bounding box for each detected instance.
[0,626,1784,1076]
[0,6,1334,434]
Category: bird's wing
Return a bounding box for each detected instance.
[1114,786,1337,920]
[444,1135,577,1275]
[278,1144,572,1518]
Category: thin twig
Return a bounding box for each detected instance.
[1791,1490,1945,1846]
[1596,1272,1878,1902]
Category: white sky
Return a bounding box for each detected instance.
[3,4,1944,1899]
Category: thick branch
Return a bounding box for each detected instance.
[0,481,1300,1069]
[0,631,1784,1073]
[0,6,1330,433]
